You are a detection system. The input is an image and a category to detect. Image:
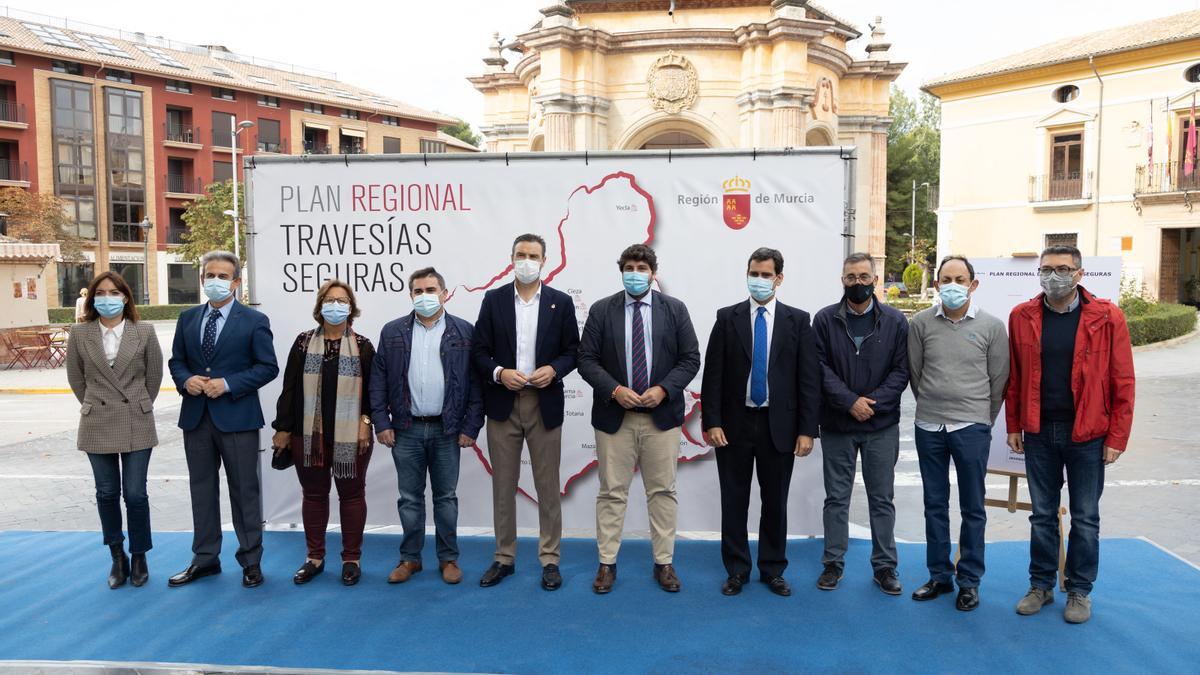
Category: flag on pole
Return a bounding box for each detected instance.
[1148,99,1154,180]
[1167,106,1174,189]
[1186,94,1197,177]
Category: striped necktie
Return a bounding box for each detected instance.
[630,301,648,393]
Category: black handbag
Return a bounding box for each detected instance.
[270,442,294,470]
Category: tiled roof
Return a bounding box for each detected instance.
[925,10,1200,90]
[436,131,481,152]
[0,16,456,125]
[0,235,60,261]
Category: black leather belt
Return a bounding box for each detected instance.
[745,406,769,414]
[412,415,442,424]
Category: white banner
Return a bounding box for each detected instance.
[969,256,1122,474]
[247,150,848,535]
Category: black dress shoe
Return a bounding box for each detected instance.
[763,576,792,597]
[541,563,563,591]
[342,562,361,586]
[816,563,842,591]
[130,553,149,588]
[873,568,902,596]
[956,586,980,611]
[293,560,324,585]
[242,564,264,588]
[722,575,746,596]
[168,563,221,587]
[107,544,130,589]
[479,561,515,587]
[911,578,955,601]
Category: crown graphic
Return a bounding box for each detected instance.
[723,176,751,193]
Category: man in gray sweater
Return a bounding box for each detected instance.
[907,255,1009,612]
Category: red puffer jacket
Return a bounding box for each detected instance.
[1005,286,1136,451]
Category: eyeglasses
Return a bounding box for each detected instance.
[324,298,350,306]
[842,274,875,284]
[1037,266,1078,276]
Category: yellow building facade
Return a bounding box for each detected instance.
[470,0,903,270]
[925,11,1200,304]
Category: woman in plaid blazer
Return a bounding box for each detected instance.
[65,271,164,589]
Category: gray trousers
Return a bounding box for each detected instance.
[183,412,264,568]
[821,426,900,572]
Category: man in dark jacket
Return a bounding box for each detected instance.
[369,267,484,586]
[701,247,819,598]
[812,252,910,595]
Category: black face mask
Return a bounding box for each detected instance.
[844,283,874,305]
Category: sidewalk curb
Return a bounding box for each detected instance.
[0,387,176,395]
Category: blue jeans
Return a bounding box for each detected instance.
[914,424,991,588]
[1024,420,1105,595]
[86,449,153,553]
[391,421,461,562]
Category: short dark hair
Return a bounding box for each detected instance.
[936,254,975,281]
[512,233,547,258]
[747,247,784,275]
[1040,245,1082,269]
[617,244,657,272]
[842,252,876,273]
[84,271,140,323]
[312,279,361,326]
[408,266,446,292]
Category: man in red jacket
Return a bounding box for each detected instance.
[1005,245,1135,624]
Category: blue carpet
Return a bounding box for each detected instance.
[0,531,1197,673]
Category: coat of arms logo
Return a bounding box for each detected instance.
[647,52,698,114]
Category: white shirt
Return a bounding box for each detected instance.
[916,299,981,433]
[101,320,125,367]
[494,284,541,384]
[745,296,776,407]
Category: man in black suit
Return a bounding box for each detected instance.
[472,233,580,591]
[701,247,819,597]
[578,243,701,594]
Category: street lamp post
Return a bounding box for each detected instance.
[139,216,152,304]
[910,180,931,264]
[230,118,255,263]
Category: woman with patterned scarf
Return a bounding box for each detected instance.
[271,279,376,586]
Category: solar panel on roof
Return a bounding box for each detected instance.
[249,75,276,86]
[22,22,83,50]
[136,44,187,69]
[76,33,132,59]
[210,69,235,79]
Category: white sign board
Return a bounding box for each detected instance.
[970,256,1122,474]
[247,150,849,535]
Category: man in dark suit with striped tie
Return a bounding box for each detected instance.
[167,251,279,588]
[700,248,820,597]
[578,244,701,594]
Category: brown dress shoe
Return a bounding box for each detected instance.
[593,563,616,594]
[440,560,463,584]
[387,560,422,584]
[654,563,681,592]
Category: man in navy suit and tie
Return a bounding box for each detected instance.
[578,244,701,594]
[167,250,279,588]
[472,234,580,591]
[701,247,820,597]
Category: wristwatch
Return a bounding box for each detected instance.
[360,415,372,426]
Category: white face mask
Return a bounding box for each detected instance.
[514,259,541,285]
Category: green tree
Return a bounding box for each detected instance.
[0,187,84,259]
[439,119,480,148]
[885,87,940,278]
[175,180,244,266]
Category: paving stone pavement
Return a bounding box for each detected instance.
[1,331,1197,570]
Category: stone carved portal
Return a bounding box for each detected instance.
[647,52,699,115]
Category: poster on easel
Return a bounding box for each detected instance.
[970,256,1122,475]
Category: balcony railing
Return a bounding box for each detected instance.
[165,174,202,194]
[256,136,288,154]
[164,122,200,144]
[167,225,189,245]
[1135,161,1200,195]
[0,159,29,182]
[1029,171,1092,202]
[304,141,331,155]
[0,100,26,124]
[339,144,365,155]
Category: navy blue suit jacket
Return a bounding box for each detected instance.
[578,290,701,434]
[169,300,280,433]
[471,282,580,430]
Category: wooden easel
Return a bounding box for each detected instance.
[983,469,1068,592]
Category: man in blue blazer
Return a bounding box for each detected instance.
[167,251,279,588]
[472,234,580,591]
[578,244,700,594]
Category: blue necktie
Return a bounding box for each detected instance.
[630,301,648,394]
[750,306,768,406]
[201,309,220,362]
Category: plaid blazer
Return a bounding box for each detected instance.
[65,319,164,454]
